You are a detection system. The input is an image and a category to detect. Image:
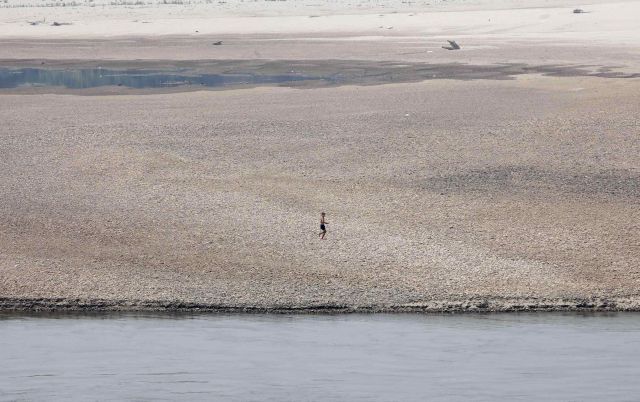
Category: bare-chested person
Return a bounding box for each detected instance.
[319,212,328,240]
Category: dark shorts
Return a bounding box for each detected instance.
[320,224,326,231]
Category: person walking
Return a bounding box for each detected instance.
[319,212,328,240]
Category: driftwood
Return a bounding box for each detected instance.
[212,41,223,45]
[442,40,461,50]
[573,8,585,13]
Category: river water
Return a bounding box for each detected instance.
[1,312,639,401]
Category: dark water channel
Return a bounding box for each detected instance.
[1,312,640,401]
[0,67,314,89]
[0,61,638,92]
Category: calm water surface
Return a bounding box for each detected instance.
[1,312,640,401]
[0,68,314,89]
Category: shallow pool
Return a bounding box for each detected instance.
[0,67,313,89]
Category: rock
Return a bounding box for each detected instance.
[475,300,489,309]
[442,40,461,50]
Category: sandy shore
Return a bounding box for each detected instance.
[2,0,639,42]
[1,0,639,312]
